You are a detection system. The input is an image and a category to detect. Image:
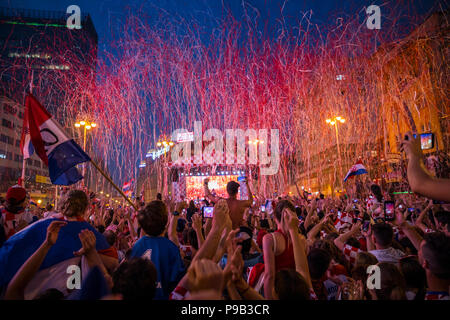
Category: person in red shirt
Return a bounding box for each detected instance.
[1,185,28,240]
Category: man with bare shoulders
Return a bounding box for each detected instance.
[203,178,253,229]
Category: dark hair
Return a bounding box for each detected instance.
[103,230,117,246]
[370,184,383,202]
[307,248,331,280]
[435,211,450,232]
[274,269,310,300]
[189,200,196,211]
[312,239,347,268]
[352,252,378,282]
[295,206,302,218]
[318,210,326,220]
[260,219,270,229]
[45,203,53,211]
[35,288,64,300]
[156,193,162,201]
[176,218,187,233]
[97,225,105,234]
[375,262,406,300]
[372,223,394,248]
[346,237,361,249]
[399,237,417,255]
[137,200,168,236]
[112,258,157,300]
[226,181,240,196]
[187,228,199,250]
[274,200,296,222]
[399,256,426,300]
[61,190,88,217]
[237,226,253,255]
[422,232,450,279]
[324,232,339,241]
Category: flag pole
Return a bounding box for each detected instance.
[89,159,138,210]
[20,70,34,187]
[55,185,59,210]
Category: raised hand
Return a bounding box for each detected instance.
[191,213,203,232]
[187,259,225,294]
[400,131,422,160]
[212,199,230,232]
[341,278,364,300]
[44,221,67,246]
[284,208,299,232]
[74,229,97,257]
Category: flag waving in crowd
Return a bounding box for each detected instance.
[343,161,368,182]
[122,180,133,197]
[24,94,91,185]
[19,104,34,159]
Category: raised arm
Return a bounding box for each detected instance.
[125,210,137,241]
[415,200,433,233]
[304,199,317,230]
[203,178,221,204]
[294,182,301,197]
[307,213,329,242]
[334,221,362,251]
[191,213,205,249]
[262,233,276,299]
[286,209,313,289]
[167,212,180,247]
[193,200,231,262]
[74,229,113,288]
[401,132,450,201]
[5,221,67,300]
[243,179,253,207]
[396,210,423,251]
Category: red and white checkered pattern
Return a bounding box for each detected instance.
[169,285,188,300]
[172,178,186,201]
[342,244,363,266]
[334,212,354,231]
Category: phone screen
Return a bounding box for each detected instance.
[203,206,214,218]
[260,205,266,212]
[420,133,434,150]
[384,201,395,221]
[363,221,370,232]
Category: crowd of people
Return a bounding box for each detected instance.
[0,132,449,300]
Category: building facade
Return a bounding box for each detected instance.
[0,7,98,199]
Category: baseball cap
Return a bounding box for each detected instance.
[6,185,27,204]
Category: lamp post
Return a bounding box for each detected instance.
[326,116,346,192]
[74,120,98,186]
[155,136,174,198]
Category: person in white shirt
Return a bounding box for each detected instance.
[367,223,405,264]
[43,204,59,219]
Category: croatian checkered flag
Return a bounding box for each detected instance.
[20,105,34,159]
[343,161,368,182]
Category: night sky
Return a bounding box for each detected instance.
[0,0,446,187]
[1,0,444,57]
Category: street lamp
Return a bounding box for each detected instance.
[74,120,98,186]
[248,139,264,145]
[326,116,346,191]
[156,136,174,150]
